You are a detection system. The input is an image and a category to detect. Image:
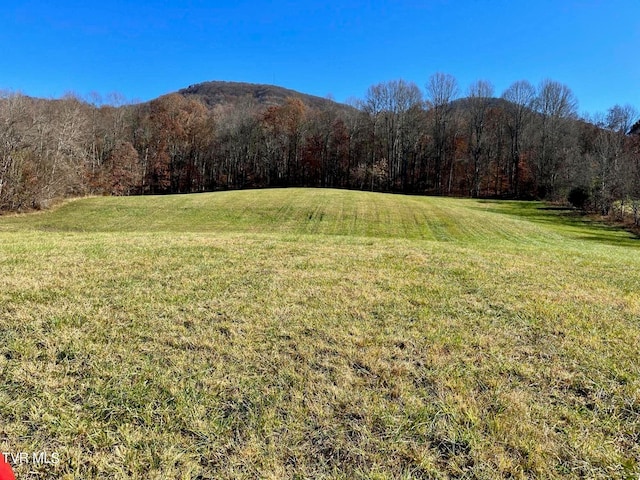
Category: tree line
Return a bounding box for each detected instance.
[1,74,639,222]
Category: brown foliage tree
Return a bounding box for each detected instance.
[105,141,142,195]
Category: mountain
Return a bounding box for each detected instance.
[177,81,351,112]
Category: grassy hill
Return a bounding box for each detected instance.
[0,189,638,479]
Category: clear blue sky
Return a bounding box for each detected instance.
[1,0,638,115]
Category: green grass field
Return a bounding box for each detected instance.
[0,188,638,479]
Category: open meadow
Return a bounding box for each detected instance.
[0,188,639,479]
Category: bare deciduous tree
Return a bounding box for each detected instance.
[425,73,459,193]
[466,80,494,197]
[533,79,579,197]
[502,80,536,196]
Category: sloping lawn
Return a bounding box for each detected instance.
[1,189,638,479]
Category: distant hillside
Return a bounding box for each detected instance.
[178,81,352,112]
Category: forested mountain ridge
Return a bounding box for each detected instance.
[178,81,353,112]
[1,76,639,224]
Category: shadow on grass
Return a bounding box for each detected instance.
[475,200,640,248]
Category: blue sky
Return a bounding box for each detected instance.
[1,0,638,115]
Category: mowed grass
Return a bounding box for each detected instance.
[0,188,638,479]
